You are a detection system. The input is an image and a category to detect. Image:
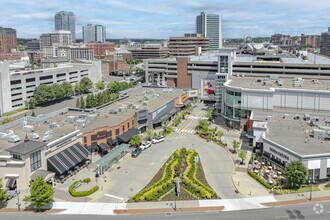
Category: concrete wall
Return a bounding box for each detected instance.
[0,62,12,114]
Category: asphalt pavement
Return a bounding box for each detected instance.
[1,201,330,220]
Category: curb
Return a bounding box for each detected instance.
[114,206,224,215]
[262,196,330,207]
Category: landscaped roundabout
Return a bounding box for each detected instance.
[130,148,218,202]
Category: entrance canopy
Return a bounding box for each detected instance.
[117,128,139,143]
[47,142,89,175]
[31,170,55,182]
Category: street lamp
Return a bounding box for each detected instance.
[308,177,315,201]
[15,189,21,211]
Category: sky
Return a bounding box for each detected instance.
[0,0,330,39]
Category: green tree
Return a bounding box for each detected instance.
[232,140,240,153]
[23,175,54,210]
[28,97,37,109]
[85,94,91,108]
[33,84,53,104]
[76,97,80,108]
[153,132,158,139]
[95,81,105,90]
[79,77,93,93]
[238,151,247,164]
[61,81,74,96]
[31,110,36,117]
[74,82,81,94]
[196,119,209,130]
[107,81,119,93]
[285,161,308,189]
[207,107,215,120]
[145,129,153,141]
[0,178,8,203]
[80,97,86,109]
[129,134,142,146]
[50,84,65,99]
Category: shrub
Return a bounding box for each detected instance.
[248,169,271,189]
[83,178,91,183]
[68,180,99,197]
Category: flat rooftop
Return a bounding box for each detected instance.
[0,87,185,153]
[227,74,330,91]
[265,116,330,156]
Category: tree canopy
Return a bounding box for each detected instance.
[285,161,308,189]
[79,77,93,93]
[0,178,7,203]
[129,135,142,146]
[23,175,54,210]
[95,81,105,90]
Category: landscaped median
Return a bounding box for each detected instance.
[68,178,99,197]
[130,148,218,202]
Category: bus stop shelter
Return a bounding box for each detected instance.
[94,143,130,175]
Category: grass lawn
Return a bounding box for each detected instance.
[1,107,28,117]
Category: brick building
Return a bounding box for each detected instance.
[169,34,209,57]
[301,34,321,48]
[27,51,43,62]
[0,52,26,61]
[0,26,17,53]
[86,42,115,56]
[320,27,330,57]
[270,34,291,46]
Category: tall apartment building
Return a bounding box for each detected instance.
[320,27,330,57]
[196,12,222,50]
[301,34,321,48]
[270,34,291,46]
[0,26,17,53]
[169,33,209,57]
[83,24,106,43]
[55,11,75,43]
[40,31,72,49]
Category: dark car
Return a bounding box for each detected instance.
[132,147,142,158]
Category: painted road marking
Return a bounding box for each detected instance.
[104,194,124,200]
[274,216,287,219]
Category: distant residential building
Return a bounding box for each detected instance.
[86,42,114,56]
[270,34,291,46]
[27,39,40,50]
[41,57,70,68]
[130,47,169,59]
[320,27,330,56]
[0,26,17,53]
[196,12,222,50]
[57,45,94,61]
[169,33,209,57]
[0,52,26,62]
[27,51,43,62]
[119,38,131,46]
[40,30,72,49]
[301,34,321,48]
[292,36,302,46]
[83,24,106,43]
[55,11,75,42]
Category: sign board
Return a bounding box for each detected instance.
[194,156,199,163]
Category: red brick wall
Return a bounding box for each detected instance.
[166,78,176,87]
[101,62,110,79]
[176,57,191,88]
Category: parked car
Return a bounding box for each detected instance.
[152,136,165,144]
[140,142,151,150]
[132,147,142,158]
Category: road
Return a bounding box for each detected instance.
[1,201,329,219]
[95,103,239,203]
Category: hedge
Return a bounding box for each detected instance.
[83,178,91,183]
[248,169,272,189]
[68,180,99,197]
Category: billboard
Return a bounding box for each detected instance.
[202,80,215,96]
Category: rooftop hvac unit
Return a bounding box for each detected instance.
[283,114,290,119]
[126,102,133,107]
[241,73,245,78]
[118,107,124,113]
[66,115,77,123]
[45,130,53,136]
[269,75,278,80]
[1,130,14,140]
[150,89,155,95]
[30,133,39,140]
[266,115,273,121]
[49,122,59,129]
[264,77,270,81]
[109,109,118,114]
[263,81,272,86]
[74,119,86,127]
[312,79,321,84]
[153,94,160,99]
[294,114,300,120]
[314,116,319,122]
[79,113,87,119]
[134,105,140,110]
[304,114,311,121]
[7,135,20,143]
[87,114,97,122]
[23,125,34,132]
[313,129,326,140]
[42,134,53,142]
[309,120,316,127]
[143,101,149,106]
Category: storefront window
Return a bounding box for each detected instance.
[30,150,41,172]
[314,169,320,179]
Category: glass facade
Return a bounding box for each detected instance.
[219,56,228,73]
[30,150,41,172]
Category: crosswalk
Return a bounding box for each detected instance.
[188,116,208,120]
[175,129,194,134]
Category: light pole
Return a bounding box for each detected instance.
[308,177,315,201]
[15,189,21,211]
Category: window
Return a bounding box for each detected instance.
[84,136,87,143]
[116,128,119,135]
[122,125,125,132]
[30,150,41,172]
[26,78,35,83]
[10,80,21,85]
[13,154,22,160]
[39,75,53,81]
[127,122,130,129]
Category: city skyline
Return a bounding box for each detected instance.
[0,0,330,39]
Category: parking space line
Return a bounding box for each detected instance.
[104,194,124,200]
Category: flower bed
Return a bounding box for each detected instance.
[130,148,217,202]
[68,178,98,197]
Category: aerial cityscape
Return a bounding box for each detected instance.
[1,0,330,219]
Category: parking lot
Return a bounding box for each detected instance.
[94,103,241,203]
